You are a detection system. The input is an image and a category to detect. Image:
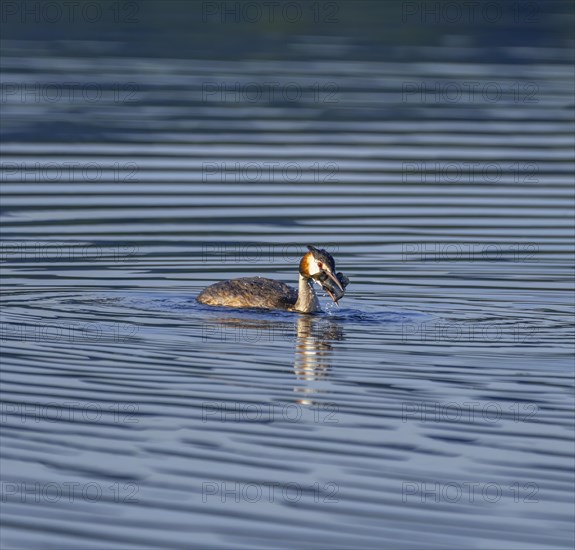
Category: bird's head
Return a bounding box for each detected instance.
[299,245,345,302]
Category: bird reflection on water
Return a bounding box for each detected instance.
[202,315,344,404]
[293,315,344,404]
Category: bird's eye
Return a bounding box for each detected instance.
[318,262,323,269]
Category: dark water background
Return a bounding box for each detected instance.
[1,1,574,548]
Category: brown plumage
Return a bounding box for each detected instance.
[197,277,297,310]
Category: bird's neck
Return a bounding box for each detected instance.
[294,274,321,313]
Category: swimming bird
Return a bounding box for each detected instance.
[197,245,347,313]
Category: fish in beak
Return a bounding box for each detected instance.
[320,272,349,304]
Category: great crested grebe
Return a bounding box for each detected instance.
[197,245,348,313]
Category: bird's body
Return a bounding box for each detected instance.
[197,277,298,311]
[197,246,347,314]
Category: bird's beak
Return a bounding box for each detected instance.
[323,285,340,306]
[324,269,344,292]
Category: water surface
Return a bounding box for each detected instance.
[1,13,574,549]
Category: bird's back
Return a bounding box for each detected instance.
[197,277,297,310]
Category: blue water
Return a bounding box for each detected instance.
[1,3,574,548]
